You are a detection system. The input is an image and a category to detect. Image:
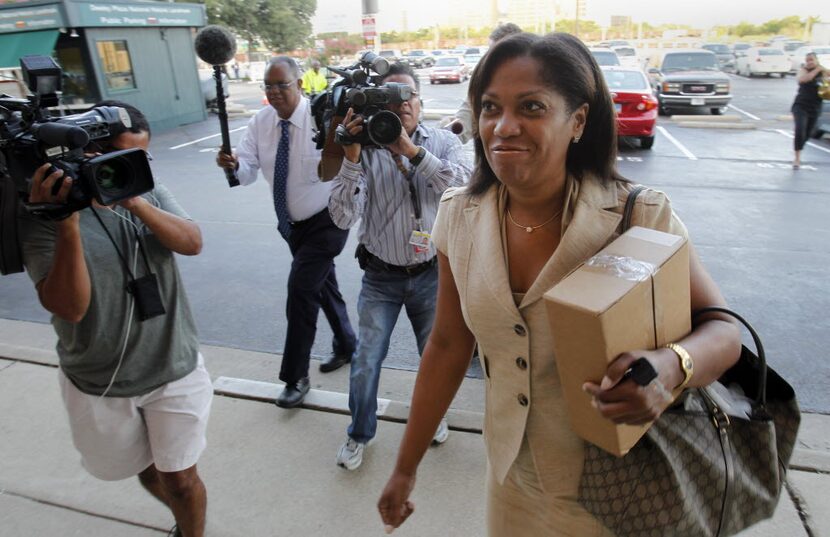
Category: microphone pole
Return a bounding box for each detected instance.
[195,25,240,188]
[213,65,239,186]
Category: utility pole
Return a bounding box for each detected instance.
[362,0,379,51]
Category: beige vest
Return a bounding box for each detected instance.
[434,175,687,494]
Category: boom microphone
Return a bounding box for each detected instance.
[194,25,239,187]
[194,25,236,65]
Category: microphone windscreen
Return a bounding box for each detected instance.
[194,25,237,66]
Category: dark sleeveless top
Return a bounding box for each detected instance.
[793,70,823,114]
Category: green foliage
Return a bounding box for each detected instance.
[188,0,316,52]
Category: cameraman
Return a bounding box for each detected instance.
[329,62,472,471]
[17,102,211,537]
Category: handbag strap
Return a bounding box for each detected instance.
[693,306,767,405]
[621,185,647,232]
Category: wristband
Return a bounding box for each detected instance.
[409,146,426,167]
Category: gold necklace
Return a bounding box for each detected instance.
[506,207,563,233]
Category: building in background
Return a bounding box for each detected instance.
[0,0,207,132]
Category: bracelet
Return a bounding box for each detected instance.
[665,342,694,392]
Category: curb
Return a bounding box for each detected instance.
[675,122,757,130]
[214,376,485,434]
[670,115,743,122]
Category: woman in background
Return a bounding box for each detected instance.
[792,51,828,169]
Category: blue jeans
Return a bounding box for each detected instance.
[347,264,438,443]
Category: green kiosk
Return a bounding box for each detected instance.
[0,0,208,131]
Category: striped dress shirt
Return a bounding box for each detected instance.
[328,124,472,266]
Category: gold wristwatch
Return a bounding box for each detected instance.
[665,343,694,392]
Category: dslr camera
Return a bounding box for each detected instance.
[311,51,413,152]
[0,55,154,275]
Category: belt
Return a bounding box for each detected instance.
[365,251,436,276]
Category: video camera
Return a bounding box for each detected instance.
[310,52,413,179]
[0,55,154,275]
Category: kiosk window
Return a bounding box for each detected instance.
[97,40,136,91]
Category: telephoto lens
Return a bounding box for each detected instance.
[366,111,403,146]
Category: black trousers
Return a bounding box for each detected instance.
[792,104,819,152]
[279,208,356,384]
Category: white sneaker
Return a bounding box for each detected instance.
[336,437,366,470]
[432,417,449,445]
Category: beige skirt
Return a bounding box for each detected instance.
[486,438,613,537]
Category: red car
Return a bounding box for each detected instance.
[601,67,658,149]
[429,56,470,84]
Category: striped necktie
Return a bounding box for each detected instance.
[273,119,292,239]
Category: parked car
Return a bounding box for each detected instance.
[651,50,731,115]
[378,49,404,63]
[790,46,830,72]
[402,50,435,68]
[590,48,620,66]
[601,67,658,149]
[701,43,736,72]
[429,56,469,84]
[464,54,483,69]
[464,47,487,56]
[611,46,643,70]
[736,47,790,77]
[814,101,830,139]
[599,40,632,48]
[199,69,229,108]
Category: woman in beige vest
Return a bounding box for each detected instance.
[378,33,743,536]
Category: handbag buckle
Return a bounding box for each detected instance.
[711,406,731,429]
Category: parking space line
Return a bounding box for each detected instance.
[728,104,761,121]
[656,126,697,160]
[775,129,830,155]
[169,126,248,150]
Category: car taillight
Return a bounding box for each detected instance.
[756,57,763,62]
[637,95,658,111]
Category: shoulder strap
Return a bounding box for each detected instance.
[621,185,647,232]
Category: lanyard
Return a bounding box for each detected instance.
[90,207,152,282]
[390,151,422,228]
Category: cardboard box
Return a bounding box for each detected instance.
[543,226,691,456]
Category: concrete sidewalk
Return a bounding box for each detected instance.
[0,318,827,536]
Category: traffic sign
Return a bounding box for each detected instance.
[362,16,376,38]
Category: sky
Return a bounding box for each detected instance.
[311,0,830,34]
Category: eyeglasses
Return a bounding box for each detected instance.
[260,80,296,92]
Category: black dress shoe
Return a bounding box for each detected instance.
[275,377,310,408]
[319,351,352,373]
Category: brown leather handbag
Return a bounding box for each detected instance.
[578,188,801,536]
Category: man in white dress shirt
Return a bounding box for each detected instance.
[216,57,357,408]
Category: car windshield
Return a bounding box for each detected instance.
[784,42,806,52]
[662,53,718,71]
[436,57,460,66]
[602,70,649,90]
[465,48,481,55]
[408,51,425,56]
[592,51,620,66]
[379,51,396,57]
[759,49,785,56]
[734,44,750,50]
[813,48,830,55]
[704,45,730,54]
[614,47,636,57]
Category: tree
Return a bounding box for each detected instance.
[187,0,316,52]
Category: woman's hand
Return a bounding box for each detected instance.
[583,348,684,425]
[378,470,416,533]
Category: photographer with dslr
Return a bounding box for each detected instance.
[18,102,211,537]
[329,62,471,471]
